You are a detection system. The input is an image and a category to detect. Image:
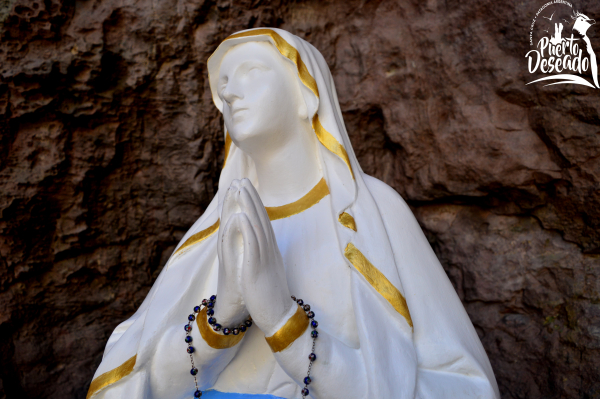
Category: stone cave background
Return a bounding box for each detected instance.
[0,0,599,398]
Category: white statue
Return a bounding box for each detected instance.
[87,28,499,399]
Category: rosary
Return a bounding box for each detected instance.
[184,295,319,398]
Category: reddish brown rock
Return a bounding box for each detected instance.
[0,0,599,398]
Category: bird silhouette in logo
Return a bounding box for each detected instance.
[572,11,598,88]
[543,11,555,21]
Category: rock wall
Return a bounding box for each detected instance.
[1,0,599,398]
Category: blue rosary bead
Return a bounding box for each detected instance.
[232,328,240,335]
[187,346,195,354]
[188,314,196,322]
[185,336,193,343]
[296,299,304,306]
[223,328,231,335]
[308,353,316,361]
[304,376,311,385]
[303,304,310,311]
[210,295,217,301]
[213,324,222,331]
[194,306,201,313]
[194,390,202,397]
[185,324,192,332]
[190,368,198,376]
[311,330,318,338]
[307,311,315,318]
[301,388,309,396]
[207,301,214,308]
[239,325,247,332]
[201,299,208,306]
[244,320,252,327]
[311,320,318,329]
[207,309,215,316]
[208,317,216,325]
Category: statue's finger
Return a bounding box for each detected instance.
[238,187,269,253]
[221,213,244,275]
[221,180,242,230]
[239,179,273,240]
[237,212,260,281]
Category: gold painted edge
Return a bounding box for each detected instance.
[344,243,413,328]
[265,177,329,221]
[265,304,309,353]
[338,212,357,231]
[222,132,232,169]
[86,355,136,399]
[312,115,355,179]
[175,219,220,256]
[197,307,245,349]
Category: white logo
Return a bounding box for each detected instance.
[526,1,598,88]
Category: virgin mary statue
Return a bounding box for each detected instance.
[87,28,500,399]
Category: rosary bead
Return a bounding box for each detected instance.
[303,304,311,311]
[213,324,222,331]
[245,320,253,327]
[202,299,208,306]
[304,376,311,385]
[311,320,318,329]
[185,324,192,332]
[207,301,215,309]
[190,368,198,376]
[194,390,202,397]
[187,346,195,354]
[307,311,315,318]
[185,336,193,343]
[188,314,196,322]
[208,317,216,325]
[207,309,215,316]
[223,328,231,335]
[311,330,319,338]
[232,328,240,335]
[301,388,309,396]
[210,295,217,301]
[194,306,201,313]
[291,295,296,301]
[308,353,317,361]
[239,325,247,332]
[296,299,304,306]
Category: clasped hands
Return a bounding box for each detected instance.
[214,178,295,336]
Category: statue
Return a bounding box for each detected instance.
[87,28,500,399]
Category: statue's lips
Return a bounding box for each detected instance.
[232,108,248,117]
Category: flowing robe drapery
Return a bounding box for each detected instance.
[87,28,500,399]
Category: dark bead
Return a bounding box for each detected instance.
[223,328,231,335]
[232,328,240,335]
[307,311,315,318]
[301,388,309,396]
[202,299,208,306]
[187,346,195,354]
[213,324,222,331]
[194,306,201,313]
[311,320,318,329]
[311,330,318,338]
[188,314,196,322]
[185,336,193,343]
[190,368,198,376]
[296,299,304,306]
[239,325,247,332]
[245,320,253,327]
[194,390,202,398]
[210,295,217,301]
[308,353,316,361]
[207,301,214,308]
[208,317,216,325]
[185,324,192,332]
[291,295,296,301]
[303,304,311,311]
[206,309,214,316]
[304,376,311,385]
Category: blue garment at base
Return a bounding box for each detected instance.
[202,391,286,399]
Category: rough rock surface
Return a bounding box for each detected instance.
[1,0,599,398]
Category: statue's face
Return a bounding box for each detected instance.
[217,41,307,154]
